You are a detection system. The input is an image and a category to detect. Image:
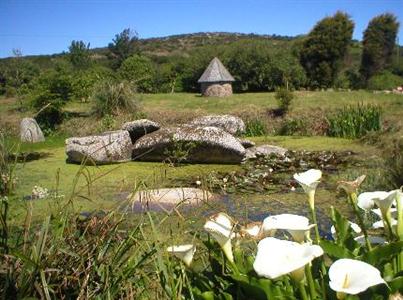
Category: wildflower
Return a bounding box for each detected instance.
[329,259,386,298]
[262,214,316,243]
[293,169,322,210]
[166,244,196,267]
[204,212,236,263]
[253,237,323,281]
[357,191,389,211]
[195,180,201,186]
[337,175,366,196]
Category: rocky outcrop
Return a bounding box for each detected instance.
[121,119,160,143]
[244,144,288,160]
[132,126,246,164]
[189,114,245,135]
[20,118,45,143]
[66,130,132,164]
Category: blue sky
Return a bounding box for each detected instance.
[0,0,402,58]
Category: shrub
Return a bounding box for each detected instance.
[244,118,268,137]
[274,87,294,113]
[367,71,403,90]
[92,80,140,117]
[327,103,382,139]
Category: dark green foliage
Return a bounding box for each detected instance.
[327,103,382,139]
[244,118,268,137]
[30,67,74,130]
[118,55,156,92]
[68,40,91,69]
[360,14,400,81]
[276,118,307,136]
[92,80,140,116]
[300,12,354,88]
[108,28,139,69]
[275,87,294,113]
[367,70,403,90]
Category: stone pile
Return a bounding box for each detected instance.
[65,114,287,165]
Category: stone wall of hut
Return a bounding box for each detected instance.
[201,82,232,97]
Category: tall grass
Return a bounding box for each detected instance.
[244,118,268,137]
[92,80,141,117]
[326,103,382,139]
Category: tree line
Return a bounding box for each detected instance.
[0,12,401,100]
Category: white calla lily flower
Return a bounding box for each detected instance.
[262,214,316,243]
[357,191,389,211]
[253,237,323,281]
[330,221,362,239]
[329,259,386,296]
[373,190,398,217]
[293,169,322,209]
[204,212,236,263]
[166,244,196,267]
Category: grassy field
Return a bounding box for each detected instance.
[2,90,402,223]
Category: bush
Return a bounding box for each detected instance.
[92,80,140,117]
[367,71,403,90]
[244,118,268,137]
[274,88,294,113]
[327,103,382,139]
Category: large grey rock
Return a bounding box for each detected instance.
[66,130,132,164]
[20,118,45,143]
[124,187,215,212]
[132,126,246,164]
[189,114,245,135]
[244,144,288,160]
[121,119,160,143]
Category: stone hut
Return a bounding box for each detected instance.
[198,57,235,97]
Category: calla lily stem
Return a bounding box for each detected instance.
[349,193,371,251]
[305,264,317,299]
[298,280,309,300]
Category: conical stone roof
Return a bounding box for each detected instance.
[198,57,235,83]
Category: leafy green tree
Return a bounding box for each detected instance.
[118,55,156,92]
[108,28,138,69]
[68,40,91,69]
[300,12,354,88]
[360,13,400,81]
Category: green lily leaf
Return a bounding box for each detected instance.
[359,241,403,268]
[320,239,355,259]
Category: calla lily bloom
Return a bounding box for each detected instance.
[293,169,322,210]
[357,191,389,211]
[337,175,366,195]
[253,237,323,281]
[166,244,196,267]
[240,222,263,239]
[329,259,386,298]
[262,214,316,243]
[204,212,236,263]
[331,221,362,239]
[373,191,398,218]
